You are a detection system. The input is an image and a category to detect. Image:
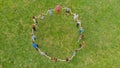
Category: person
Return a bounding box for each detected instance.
[66,58,70,62]
[51,57,57,62]
[79,44,82,48]
[66,7,71,15]
[32,42,39,51]
[73,13,79,22]
[39,13,45,20]
[76,20,81,28]
[79,27,84,34]
[32,34,36,42]
[63,7,72,15]
[32,16,38,25]
[55,4,61,14]
[78,34,84,42]
[46,8,53,16]
[72,50,78,56]
[79,41,85,48]
[40,51,46,56]
[31,24,36,34]
[77,41,85,50]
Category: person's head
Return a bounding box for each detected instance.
[75,49,78,52]
[81,34,84,38]
[33,16,35,19]
[66,58,69,62]
[79,44,82,47]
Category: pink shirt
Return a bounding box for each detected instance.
[56,5,61,11]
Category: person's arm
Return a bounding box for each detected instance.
[46,10,48,15]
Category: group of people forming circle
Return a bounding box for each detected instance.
[31,4,85,62]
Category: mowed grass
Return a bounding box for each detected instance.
[37,11,79,59]
[1,0,120,68]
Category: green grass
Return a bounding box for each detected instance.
[1,0,120,68]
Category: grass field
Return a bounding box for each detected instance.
[1,0,120,68]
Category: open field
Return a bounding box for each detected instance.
[1,0,120,68]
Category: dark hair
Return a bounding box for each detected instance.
[79,44,82,48]
[33,16,35,19]
[75,50,78,52]
[66,58,69,62]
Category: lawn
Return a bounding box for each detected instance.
[1,0,120,68]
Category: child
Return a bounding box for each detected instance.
[73,13,79,22]
[72,50,78,56]
[46,8,53,16]
[78,34,84,42]
[32,34,36,42]
[66,58,70,62]
[32,16,38,25]
[77,41,85,50]
[79,27,84,34]
[81,41,85,48]
[55,4,61,14]
[66,7,71,15]
[39,13,45,20]
[32,42,39,51]
[51,57,57,62]
[63,7,72,15]
[32,24,36,34]
[76,20,81,28]
[79,41,85,48]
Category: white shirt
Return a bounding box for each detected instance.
[33,19,36,23]
[40,52,46,55]
[73,14,78,20]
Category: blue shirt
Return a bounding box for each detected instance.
[32,43,38,48]
[79,28,84,33]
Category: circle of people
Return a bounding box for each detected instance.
[31,4,85,62]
